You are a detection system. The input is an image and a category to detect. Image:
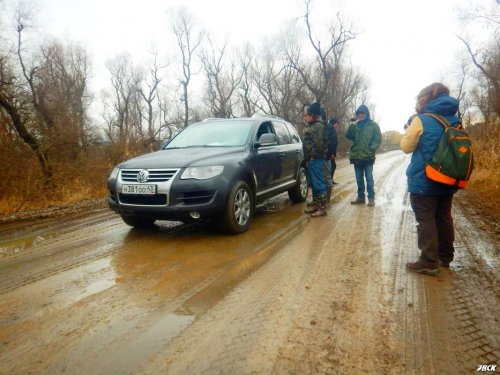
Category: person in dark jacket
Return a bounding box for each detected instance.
[320,108,333,205]
[328,117,339,184]
[303,102,328,217]
[401,82,460,276]
[345,105,382,206]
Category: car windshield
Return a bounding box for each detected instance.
[165,120,253,148]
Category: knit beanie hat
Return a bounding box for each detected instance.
[306,102,321,116]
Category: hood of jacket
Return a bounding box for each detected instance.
[355,104,371,126]
[420,94,459,119]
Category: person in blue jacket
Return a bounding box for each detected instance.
[401,82,460,276]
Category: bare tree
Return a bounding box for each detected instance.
[236,44,257,117]
[139,51,167,150]
[285,0,356,104]
[0,53,51,180]
[252,38,305,124]
[324,62,367,122]
[0,7,92,183]
[103,54,143,160]
[458,35,500,119]
[200,36,242,118]
[169,7,203,128]
[36,41,92,157]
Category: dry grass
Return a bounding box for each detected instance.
[458,135,500,237]
[0,149,110,217]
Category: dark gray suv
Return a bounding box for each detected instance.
[107,115,308,233]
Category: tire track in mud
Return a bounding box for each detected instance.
[0,201,310,375]
[377,153,499,374]
[41,215,310,375]
[1,152,497,374]
[140,154,404,375]
[0,218,130,293]
[0,213,199,293]
[444,206,500,372]
[142,151,498,375]
[271,152,409,375]
[139,217,333,374]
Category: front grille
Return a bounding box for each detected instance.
[177,191,216,205]
[119,194,167,205]
[121,169,179,182]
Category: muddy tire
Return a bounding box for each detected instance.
[221,180,254,234]
[287,167,308,203]
[121,215,156,228]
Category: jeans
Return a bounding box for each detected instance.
[307,159,326,197]
[354,164,374,199]
[323,160,332,189]
[410,194,455,267]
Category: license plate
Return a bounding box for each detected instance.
[121,184,156,195]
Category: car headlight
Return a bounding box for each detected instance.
[109,167,119,180]
[181,166,224,180]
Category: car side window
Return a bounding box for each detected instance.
[256,122,273,140]
[273,121,292,145]
[285,122,301,143]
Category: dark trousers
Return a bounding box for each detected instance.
[410,194,455,267]
[330,157,336,180]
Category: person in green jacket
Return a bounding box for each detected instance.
[345,104,382,206]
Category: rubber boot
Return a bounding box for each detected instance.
[304,205,319,214]
[311,205,327,217]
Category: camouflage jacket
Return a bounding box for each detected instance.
[303,121,327,160]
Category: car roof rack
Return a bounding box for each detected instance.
[251,113,284,121]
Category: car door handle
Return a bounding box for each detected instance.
[279,152,285,157]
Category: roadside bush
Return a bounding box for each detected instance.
[0,140,110,216]
[461,118,500,226]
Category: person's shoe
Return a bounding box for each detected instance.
[306,200,315,207]
[304,205,319,214]
[367,199,375,207]
[406,261,440,276]
[439,260,450,268]
[311,207,327,217]
[351,198,365,204]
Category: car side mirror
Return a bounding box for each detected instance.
[255,133,278,148]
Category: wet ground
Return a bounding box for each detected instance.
[0,151,498,374]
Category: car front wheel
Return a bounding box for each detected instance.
[288,167,308,203]
[221,180,254,234]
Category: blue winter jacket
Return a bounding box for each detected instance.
[400,94,460,195]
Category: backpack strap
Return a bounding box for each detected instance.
[421,113,463,130]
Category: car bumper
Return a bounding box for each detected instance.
[108,174,230,221]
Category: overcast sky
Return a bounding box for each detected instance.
[1,0,493,132]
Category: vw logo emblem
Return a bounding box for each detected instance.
[137,170,149,183]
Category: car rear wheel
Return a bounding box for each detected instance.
[121,215,156,228]
[288,167,308,203]
[221,180,254,234]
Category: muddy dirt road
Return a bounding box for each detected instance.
[0,151,498,375]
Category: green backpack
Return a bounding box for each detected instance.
[422,113,474,188]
